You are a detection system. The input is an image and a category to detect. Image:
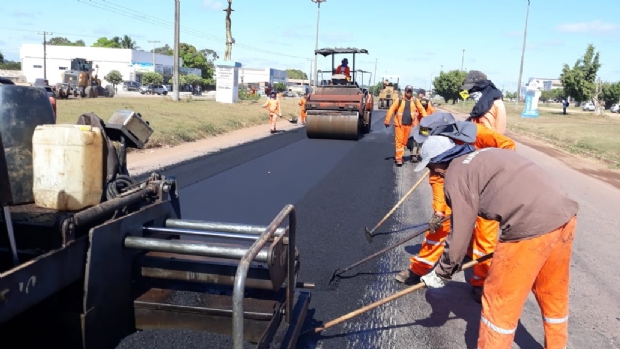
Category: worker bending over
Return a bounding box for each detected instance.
[417,89,436,115]
[415,135,578,349]
[461,70,507,134]
[396,112,516,303]
[384,85,427,166]
[335,58,351,81]
[262,91,281,133]
[298,93,308,125]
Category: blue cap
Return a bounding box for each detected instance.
[412,112,458,143]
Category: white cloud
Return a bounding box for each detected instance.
[202,0,224,10]
[555,20,619,34]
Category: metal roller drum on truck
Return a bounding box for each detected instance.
[305,48,374,141]
[0,84,313,349]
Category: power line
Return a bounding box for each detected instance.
[77,0,309,60]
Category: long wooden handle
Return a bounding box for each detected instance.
[313,253,494,334]
[369,168,429,233]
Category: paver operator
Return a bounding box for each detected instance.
[262,91,281,133]
[461,70,507,134]
[384,85,427,166]
[414,135,578,349]
[395,113,516,302]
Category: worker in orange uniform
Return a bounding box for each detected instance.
[298,93,308,125]
[384,85,427,166]
[416,135,578,349]
[335,58,351,81]
[262,91,281,133]
[461,70,507,134]
[396,112,516,303]
[417,89,435,115]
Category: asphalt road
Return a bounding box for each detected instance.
[158,108,620,349]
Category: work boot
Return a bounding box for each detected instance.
[395,269,422,285]
[471,286,483,303]
[395,160,403,167]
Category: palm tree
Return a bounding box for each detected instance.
[121,35,139,50]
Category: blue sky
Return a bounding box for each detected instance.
[2,0,619,91]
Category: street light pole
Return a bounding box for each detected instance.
[172,0,180,101]
[311,0,326,89]
[461,49,465,71]
[148,40,160,70]
[373,58,377,87]
[516,0,530,109]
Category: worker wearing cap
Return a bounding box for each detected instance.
[262,91,281,133]
[298,93,308,125]
[396,113,516,303]
[384,85,427,166]
[336,58,351,81]
[461,70,507,134]
[417,89,436,115]
[414,135,578,349]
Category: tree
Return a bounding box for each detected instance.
[286,69,308,80]
[152,44,174,56]
[539,90,555,103]
[600,82,620,108]
[560,44,601,106]
[142,72,163,85]
[47,37,85,46]
[0,52,20,70]
[0,52,3,64]
[104,70,124,91]
[368,82,384,96]
[433,70,467,104]
[92,37,122,48]
[199,49,219,63]
[180,43,214,80]
[274,82,287,93]
[120,35,139,49]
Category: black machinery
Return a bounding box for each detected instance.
[0,84,311,349]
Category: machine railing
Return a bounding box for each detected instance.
[232,204,296,349]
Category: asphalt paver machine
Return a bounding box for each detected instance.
[0,84,312,349]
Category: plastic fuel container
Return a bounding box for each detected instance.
[32,124,104,211]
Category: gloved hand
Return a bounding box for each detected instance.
[421,270,450,289]
[384,124,389,128]
[279,113,282,117]
[429,212,445,233]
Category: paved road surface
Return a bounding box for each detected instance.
[158,109,620,348]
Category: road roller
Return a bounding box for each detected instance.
[305,48,374,141]
[0,85,312,349]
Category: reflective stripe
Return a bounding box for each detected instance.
[473,249,486,257]
[414,256,435,266]
[473,275,482,280]
[480,316,517,335]
[543,315,568,324]
[424,238,442,245]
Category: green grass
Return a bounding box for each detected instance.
[440,100,620,167]
[56,97,301,149]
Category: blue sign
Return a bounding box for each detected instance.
[521,90,539,118]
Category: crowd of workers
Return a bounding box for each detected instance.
[273,65,580,348]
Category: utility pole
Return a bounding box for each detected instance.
[311,0,326,88]
[461,49,465,71]
[306,58,313,88]
[516,0,530,109]
[373,58,377,87]
[38,31,52,80]
[148,40,160,70]
[173,0,180,101]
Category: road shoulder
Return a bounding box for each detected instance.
[127,119,303,177]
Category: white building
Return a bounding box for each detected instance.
[19,44,201,85]
[229,67,287,86]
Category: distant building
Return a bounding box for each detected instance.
[19,44,201,85]
[229,67,287,86]
[527,77,563,91]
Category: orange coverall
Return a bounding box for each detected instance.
[409,123,516,286]
[262,98,281,131]
[384,97,427,163]
[421,99,435,115]
[335,65,351,80]
[298,97,307,124]
[472,99,507,134]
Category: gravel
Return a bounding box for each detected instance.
[116,329,255,349]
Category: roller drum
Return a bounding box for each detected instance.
[305,111,360,141]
